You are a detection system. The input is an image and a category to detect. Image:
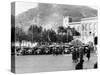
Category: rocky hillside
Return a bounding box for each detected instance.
[15,3,97,32]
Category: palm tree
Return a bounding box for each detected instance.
[57,26,66,35]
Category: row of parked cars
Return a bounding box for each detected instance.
[15,44,72,56]
[11,42,95,56]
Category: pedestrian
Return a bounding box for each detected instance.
[72,47,77,63]
[79,47,84,63]
[83,46,86,55]
[75,59,84,70]
[76,48,79,62]
[74,49,78,63]
[72,47,75,63]
[86,46,91,61]
[94,62,97,69]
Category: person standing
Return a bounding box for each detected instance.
[72,47,76,63]
[72,47,78,63]
[76,48,79,62]
[75,59,84,70]
[74,49,78,63]
[94,62,97,69]
[79,46,84,63]
[86,46,91,61]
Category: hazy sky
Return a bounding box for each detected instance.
[15,2,38,16]
[15,2,97,16]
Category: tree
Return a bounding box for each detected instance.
[41,29,49,42]
[28,25,42,33]
[57,26,73,43]
[47,29,57,42]
[72,27,80,36]
[57,26,66,34]
[28,25,43,42]
[15,27,27,42]
[41,29,57,42]
[56,34,63,43]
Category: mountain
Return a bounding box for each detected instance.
[15,3,97,32]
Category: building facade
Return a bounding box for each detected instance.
[63,16,98,44]
[81,17,98,44]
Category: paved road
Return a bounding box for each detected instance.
[15,53,97,74]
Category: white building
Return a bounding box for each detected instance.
[81,17,98,44]
[63,16,98,44]
[63,16,69,27]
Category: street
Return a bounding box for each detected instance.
[15,53,97,73]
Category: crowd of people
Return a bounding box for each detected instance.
[71,46,97,70]
[72,45,91,63]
